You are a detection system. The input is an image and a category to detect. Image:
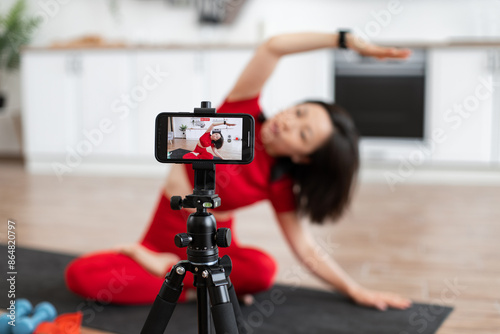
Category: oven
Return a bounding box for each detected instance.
[334,49,427,139]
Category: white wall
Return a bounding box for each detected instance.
[172,117,191,138]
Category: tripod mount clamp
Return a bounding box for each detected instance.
[170,101,221,210]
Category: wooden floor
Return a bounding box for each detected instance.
[0,158,499,333]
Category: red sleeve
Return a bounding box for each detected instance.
[269,176,297,213]
[217,94,261,118]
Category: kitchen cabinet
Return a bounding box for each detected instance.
[135,50,203,158]
[22,52,80,156]
[79,52,134,156]
[492,49,500,165]
[426,48,499,164]
[185,126,241,142]
[22,47,332,174]
[203,49,254,108]
[22,51,133,162]
[186,128,206,141]
[22,50,201,171]
[21,46,500,174]
[203,48,334,115]
[262,50,333,115]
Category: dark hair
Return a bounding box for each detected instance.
[212,133,224,149]
[272,101,359,224]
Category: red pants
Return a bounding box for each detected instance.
[183,145,213,160]
[65,192,277,305]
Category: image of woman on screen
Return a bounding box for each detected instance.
[182,121,236,160]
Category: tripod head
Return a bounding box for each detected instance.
[170,162,221,211]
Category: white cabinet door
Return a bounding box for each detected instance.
[22,52,80,156]
[79,52,134,157]
[491,49,500,165]
[427,48,494,164]
[262,50,333,116]
[205,49,334,115]
[203,49,254,108]
[135,51,203,158]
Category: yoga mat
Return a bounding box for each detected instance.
[168,148,221,160]
[0,246,453,334]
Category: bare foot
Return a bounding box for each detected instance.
[112,243,136,256]
[239,294,255,306]
[114,243,180,277]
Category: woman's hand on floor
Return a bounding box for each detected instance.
[348,285,412,311]
[346,33,412,60]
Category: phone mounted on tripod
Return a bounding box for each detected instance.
[141,101,251,334]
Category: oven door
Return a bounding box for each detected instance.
[334,50,426,139]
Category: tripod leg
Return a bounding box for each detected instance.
[194,275,212,334]
[206,269,238,334]
[141,263,187,334]
[219,255,244,332]
[227,277,245,333]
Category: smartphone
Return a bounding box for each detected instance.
[155,112,255,164]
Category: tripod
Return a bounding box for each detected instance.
[141,103,243,334]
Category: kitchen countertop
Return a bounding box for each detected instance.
[22,38,500,52]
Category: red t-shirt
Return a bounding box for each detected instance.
[184,95,296,213]
[199,132,214,148]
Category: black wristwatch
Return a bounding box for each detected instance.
[338,30,351,49]
[224,120,226,125]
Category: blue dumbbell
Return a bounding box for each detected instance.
[0,299,33,334]
[13,302,57,334]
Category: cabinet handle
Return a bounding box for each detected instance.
[195,51,203,74]
[496,50,500,72]
[66,53,83,75]
[487,50,500,73]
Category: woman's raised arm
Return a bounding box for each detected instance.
[227,32,411,102]
[205,121,225,133]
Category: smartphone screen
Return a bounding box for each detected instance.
[156,112,254,164]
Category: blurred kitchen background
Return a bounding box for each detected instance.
[0,0,499,183]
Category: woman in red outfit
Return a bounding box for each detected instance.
[182,121,236,160]
[66,31,413,311]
